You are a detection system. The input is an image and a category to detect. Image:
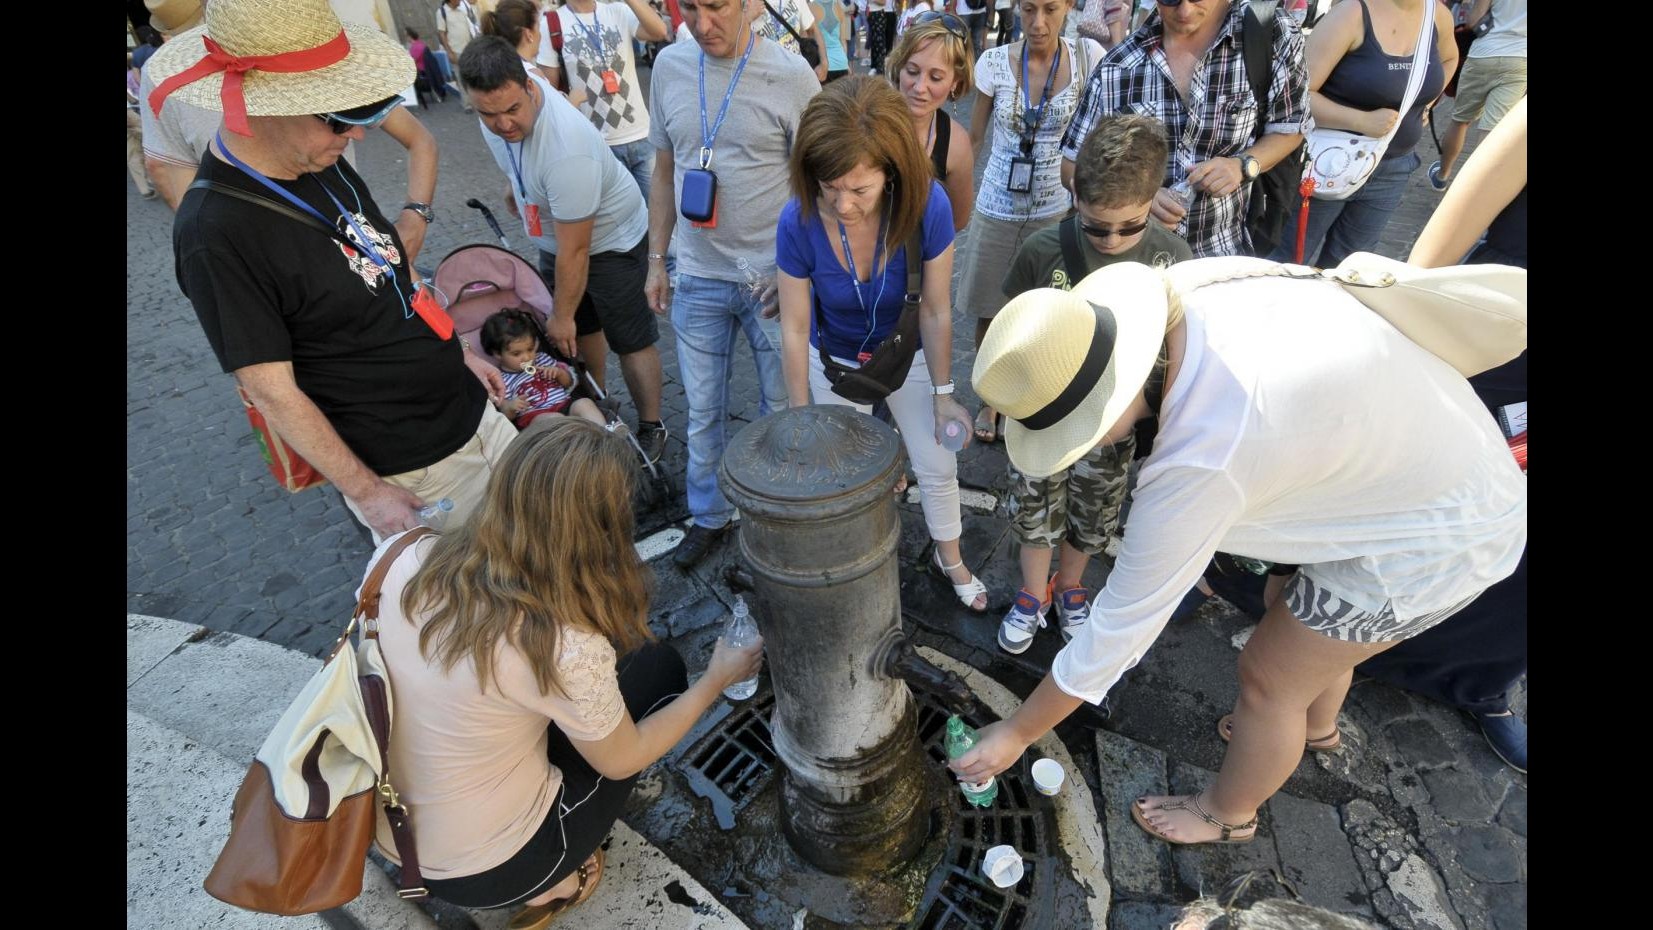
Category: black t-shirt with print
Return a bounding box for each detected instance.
[175,153,484,476]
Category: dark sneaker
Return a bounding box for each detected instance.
[1427,160,1450,192]
[673,523,728,569]
[1477,711,1526,774]
[638,423,669,466]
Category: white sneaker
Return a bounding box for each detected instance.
[998,588,1048,654]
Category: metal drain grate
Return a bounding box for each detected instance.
[676,690,1054,928]
[911,700,1049,930]
[678,693,781,828]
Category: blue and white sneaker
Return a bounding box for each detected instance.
[1055,586,1091,643]
[1427,160,1450,192]
[998,588,1049,654]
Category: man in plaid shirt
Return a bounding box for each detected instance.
[1059,0,1308,257]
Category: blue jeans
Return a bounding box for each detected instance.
[1270,150,1422,267]
[610,139,654,205]
[671,274,787,528]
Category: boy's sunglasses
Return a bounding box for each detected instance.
[315,96,403,135]
[912,11,970,41]
[1079,218,1152,240]
[1156,0,1207,6]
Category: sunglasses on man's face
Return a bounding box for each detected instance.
[315,97,403,135]
[1079,217,1152,240]
[912,10,970,41]
[1156,0,1207,7]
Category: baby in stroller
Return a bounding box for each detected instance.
[481,308,612,433]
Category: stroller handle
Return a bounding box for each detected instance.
[465,198,510,248]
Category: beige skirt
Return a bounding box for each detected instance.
[955,210,1065,320]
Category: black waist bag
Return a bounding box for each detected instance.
[815,229,925,406]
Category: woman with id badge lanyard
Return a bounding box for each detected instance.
[775,77,988,613]
[960,0,1101,445]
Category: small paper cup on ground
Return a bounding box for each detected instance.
[982,844,1024,888]
[1030,758,1065,796]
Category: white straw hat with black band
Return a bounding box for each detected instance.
[146,0,416,136]
[972,262,1169,479]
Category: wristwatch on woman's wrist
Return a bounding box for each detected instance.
[932,381,955,396]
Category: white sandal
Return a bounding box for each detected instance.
[931,549,988,612]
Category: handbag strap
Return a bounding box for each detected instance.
[761,0,808,45]
[189,178,364,255]
[1241,2,1279,132]
[1375,0,1437,146]
[355,526,433,900]
[814,227,926,373]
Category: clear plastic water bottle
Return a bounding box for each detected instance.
[940,419,968,453]
[735,256,770,304]
[721,595,760,701]
[944,715,999,808]
[418,497,455,529]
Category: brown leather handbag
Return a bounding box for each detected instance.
[203,529,431,915]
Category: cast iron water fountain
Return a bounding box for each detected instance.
[665,406,1072,928]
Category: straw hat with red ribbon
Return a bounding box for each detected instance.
[146,0,415,136]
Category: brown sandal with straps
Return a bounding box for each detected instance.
[1131,793,1258,845]
[1216,714,1342,752]
[507,848,606,930]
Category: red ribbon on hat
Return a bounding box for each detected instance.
[148,30,352,136]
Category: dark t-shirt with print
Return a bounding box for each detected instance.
[175,153,484,476]
[1002,218,1194,296]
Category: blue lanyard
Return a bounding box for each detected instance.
[837,219,887,316]
[1019,41,1062,142]
[698,29,757,167]
[503,140,528,200]
[213,132,412,317]
[215,131,391,274]
[573,10,606,63]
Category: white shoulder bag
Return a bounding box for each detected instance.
[1303,4,1436,201]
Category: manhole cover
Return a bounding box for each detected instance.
[675,689,1057,928]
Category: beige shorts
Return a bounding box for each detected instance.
[1450,56,1526,131]
[346,403,519,544]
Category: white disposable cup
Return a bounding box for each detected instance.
[1030,758,1065,796]
[982,844,1024,888]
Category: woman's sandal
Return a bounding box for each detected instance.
[931,549,989,612]
[1216,714,1342,752]
[974,407,1003,444]
[1131,793,1257,846]
[506,848,606,930]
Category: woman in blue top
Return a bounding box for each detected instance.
[776,76,987,613]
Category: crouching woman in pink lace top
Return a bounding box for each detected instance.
[366,417,763,930]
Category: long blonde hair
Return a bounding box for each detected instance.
[400,418,653,697]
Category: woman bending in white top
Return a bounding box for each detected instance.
[955,259,1525,846]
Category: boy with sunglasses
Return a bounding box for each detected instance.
[992,114,1190,656]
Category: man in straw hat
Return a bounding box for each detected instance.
[151,0,513,543]
[139,0,439,264]
[952,259,1524,846]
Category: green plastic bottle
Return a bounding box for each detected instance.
[944,715,999,808]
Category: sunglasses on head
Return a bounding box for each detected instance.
[1078,217,1152,240]
[315,96,403,134]
[913,11,969,41]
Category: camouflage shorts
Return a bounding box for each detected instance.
[1006,433,1136,553]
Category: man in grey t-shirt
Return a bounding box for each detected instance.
[464,37,667,461]
[644,0,819,567]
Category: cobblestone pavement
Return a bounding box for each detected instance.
[127,62,1519,929]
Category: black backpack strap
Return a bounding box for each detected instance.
[761,0,808,45]
[930,109,951,180]
[187,178,362,254]
[905,228,923,305]
[1058,214,1089,286]
[1241,1,1278,137]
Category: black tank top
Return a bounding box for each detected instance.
[930,109,951,180]
[1317,0,1445,160]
